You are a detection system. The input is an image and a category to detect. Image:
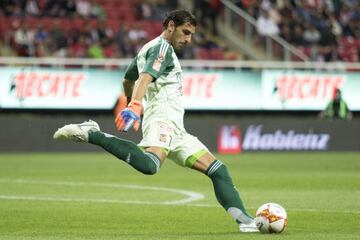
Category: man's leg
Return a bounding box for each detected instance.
[53,120,166,175]
[191,152,258,232]
[89,131,167,175]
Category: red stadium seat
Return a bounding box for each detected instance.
[197,48,210,59]
[340,37,356,48]
[107,19,120,31]
[209,48,225,60]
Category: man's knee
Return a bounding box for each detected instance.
[191,151,216,173]
[141,164,158,175]
[142,151,161,175]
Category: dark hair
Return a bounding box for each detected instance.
[162,9,197,29]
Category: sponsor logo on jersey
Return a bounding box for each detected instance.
[152,54,164,72]
[159,133,167,143]
[159,123,173,132]
[152,40,169,72]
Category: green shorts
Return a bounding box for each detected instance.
[138,121,209,167]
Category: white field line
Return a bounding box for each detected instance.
[0,195,358,215]
[0,178,204,205]
[0,178,359,214]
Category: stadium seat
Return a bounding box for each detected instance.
[337,37,358,62]
[197,48,211,59]
[209,48,225,60]
[106,19,120,31]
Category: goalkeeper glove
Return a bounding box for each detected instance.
[115,100,142,132]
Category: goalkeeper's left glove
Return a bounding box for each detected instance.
[115,100,142,132]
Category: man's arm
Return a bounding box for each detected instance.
[344,101,353,120]
[131,73,153,101]
[123,79,134,101]
[116,40,169,131]
[319,101,333,119]
[119,73,152,105]
[114,56,138,117]
[115,73,154,132]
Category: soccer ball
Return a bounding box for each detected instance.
[255,203,288,233]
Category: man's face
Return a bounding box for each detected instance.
[169,22,196,50]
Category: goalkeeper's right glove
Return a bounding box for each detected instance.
[115,100,142,132]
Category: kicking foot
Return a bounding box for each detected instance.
[53,120,100,142]
[239,220,259,233]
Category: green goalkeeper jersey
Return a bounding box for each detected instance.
[124,36,185,134]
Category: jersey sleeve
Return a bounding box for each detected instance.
[142,40,172,79]
[124,57,139,81]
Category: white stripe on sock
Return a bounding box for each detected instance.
[208,160,223,176]
[210,161,222,175]
[207,161,220,176]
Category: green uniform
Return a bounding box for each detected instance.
[324,99,350,119]
[124,36,208,167]
[89,35,254,226]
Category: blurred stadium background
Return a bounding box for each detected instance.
[0,0,360,239]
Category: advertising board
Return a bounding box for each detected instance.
[0,67,359,111]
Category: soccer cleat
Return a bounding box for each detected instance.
[53,120,100,142]
[239,220,260,233]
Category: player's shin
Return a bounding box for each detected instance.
[207,160,253,224]
[88,131,160,175]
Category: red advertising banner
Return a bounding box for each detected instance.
[0,67,121,109]
[183,73,218,98]
[13,72,85,98]
[1,67,360,111]
[217,125,242,154]
[276,75,344,100]
[261,70,358,110]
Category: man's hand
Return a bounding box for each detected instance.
[115,100,142,132]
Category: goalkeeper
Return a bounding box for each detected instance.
[54,9,258,233]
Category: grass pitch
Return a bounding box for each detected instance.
[0,152,359,240]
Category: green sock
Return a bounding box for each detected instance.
[88,131,160,175]
[207,160,253,224]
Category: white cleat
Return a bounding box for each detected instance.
[239,220,260,233]
[53,120,100,142]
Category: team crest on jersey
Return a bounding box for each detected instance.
[152,54,164,72]
[159,133,167,143]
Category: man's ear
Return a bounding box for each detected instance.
[168,20,175,33]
